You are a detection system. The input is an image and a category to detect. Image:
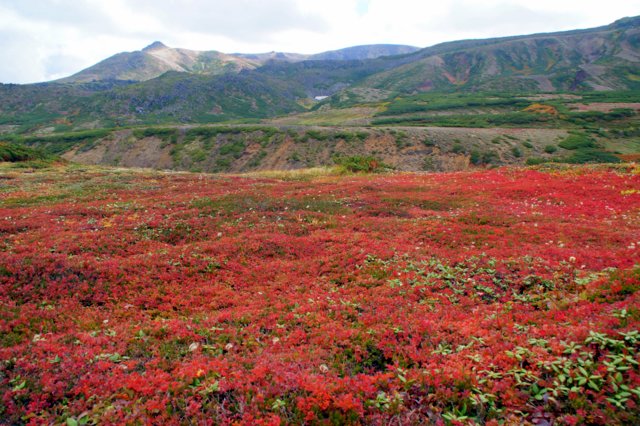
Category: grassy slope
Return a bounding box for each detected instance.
[352,17,640,95]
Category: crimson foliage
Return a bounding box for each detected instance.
[0,165,639,425]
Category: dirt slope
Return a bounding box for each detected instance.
[60,126,567,173]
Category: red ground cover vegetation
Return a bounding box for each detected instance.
[0,164,639,425]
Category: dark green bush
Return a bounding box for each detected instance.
[0,143,49,162]
[132,127,178,141]
[451,144,465,154]
[219,141,245,158]
[526,157,547,165]
[470,150,499,165]
[334,155,389,173]
[19,129,111,155]
[305,130,330,141]
[563,149,620,164]
[558,134,596,150]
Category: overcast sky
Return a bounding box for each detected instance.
[1,0,639,84]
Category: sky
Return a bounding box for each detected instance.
[1,0,639,84]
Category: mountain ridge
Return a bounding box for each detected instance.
[60,43,421,83]
[1,16,638,133]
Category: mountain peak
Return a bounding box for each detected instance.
[611,15,640,29]
[143,41,168,52]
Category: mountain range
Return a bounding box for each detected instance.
[0,16,639,132]
[60,42,421,83]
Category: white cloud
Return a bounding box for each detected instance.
[0,0,639,83]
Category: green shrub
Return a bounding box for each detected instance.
[288,152,301,162]
[544,145,557,154]
[132,127,178,142]
[213,157,232,172]
[247,150,268,168]
[526,157,547,165]
[422,157,435,171]
[522,141,534,149]
[305,130,330,141]
[451,144,465,154]
[0,143,49,162]
[563,149,620,164]
[356,132,369,141]
[334,155,389,173]
[511,147,522,158]
[19,129,111,155]
[191,149,207,163]
[219,141,245,158]
[470,150,499,165]
[558,134,595,150]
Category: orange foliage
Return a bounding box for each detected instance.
[524,103,558,115]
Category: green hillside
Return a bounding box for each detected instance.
[345,16,640,97]
[0,17,637,135]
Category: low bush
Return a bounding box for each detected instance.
[334,155,390,173]
[558,133,596,150]
[0,143,49,162]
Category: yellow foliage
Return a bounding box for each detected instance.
[523,103,558,115]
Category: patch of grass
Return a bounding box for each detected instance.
[378,93,530,116]
[191,194,347,215]
[2,193,74,208]
[372,112,546,127]
[240,167,338,181]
